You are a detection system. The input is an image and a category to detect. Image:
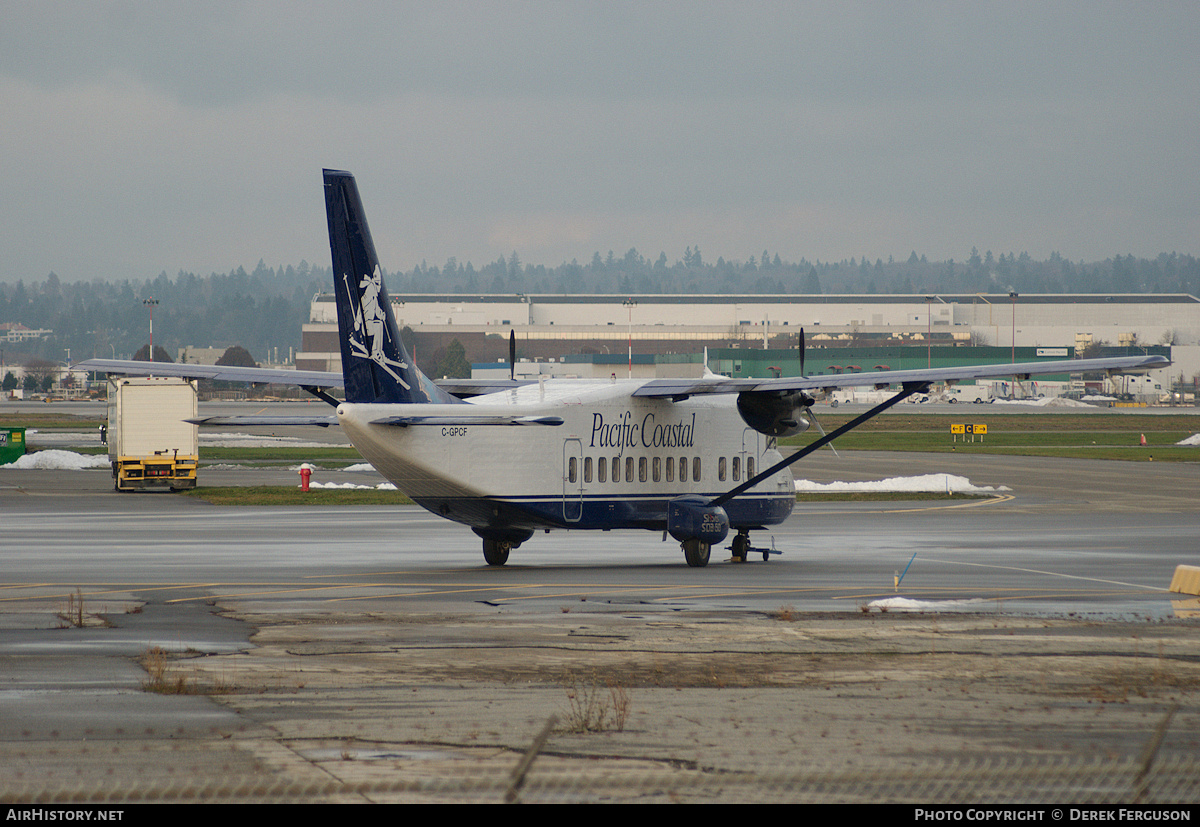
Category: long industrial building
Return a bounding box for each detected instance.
[297,292,1199,389]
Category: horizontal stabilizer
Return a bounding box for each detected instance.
[186,415,337,427]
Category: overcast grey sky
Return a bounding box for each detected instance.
[2,0,1197,284]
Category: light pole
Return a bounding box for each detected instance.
[1009,291,1019,400]
[925,296,934,369]
[1009,291,1018,364]
[143,297,159,358]
[622,298,636,379]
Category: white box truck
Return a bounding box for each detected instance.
[945,385,994,404]
[107,377,199,491]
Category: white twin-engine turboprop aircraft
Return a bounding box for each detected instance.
[77,169,1170,568]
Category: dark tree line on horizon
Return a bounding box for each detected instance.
[389,248,1200,298]
[1,250,1197,366]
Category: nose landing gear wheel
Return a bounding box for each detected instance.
[682,538,711,568]
[731,533,750,562]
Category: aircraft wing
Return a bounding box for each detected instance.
[73,359,528,400]
[77,353,1171,402]
[632,354,1171,398]
[73,359,343,388]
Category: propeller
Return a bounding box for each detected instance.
[798,327,839,457]
[509,329,516,381]
[798,327,805,378]
[806,403,839,458]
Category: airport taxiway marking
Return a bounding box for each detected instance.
[924,558,1168,592]
[796,494,1014,514]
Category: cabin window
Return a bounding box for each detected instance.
[693,457,702,482]
[639,456,647,482]
[568,456,578,484]
[584,456,593,483]
[625,456,634,483]
[652,456,661,482]
[613,456,620,483]
[679,456,687,481]
[747,456,755,479]
[718,456,726,482]
[597,456,607,483]
[732,456,740,481]
[666,456,674,482]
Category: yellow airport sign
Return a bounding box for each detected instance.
[951,424,987,442]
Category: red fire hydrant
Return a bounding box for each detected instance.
[299,463,312,492]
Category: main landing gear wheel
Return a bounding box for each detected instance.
[682,538,711,568]
[731,533,750,563]
[482,539,510,566]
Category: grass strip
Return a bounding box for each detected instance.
[0,413,106,429]
[782,412,1199,460]
[180,486,413,506]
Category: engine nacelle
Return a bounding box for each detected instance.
[736,390,814,438]
[667,496,729,546]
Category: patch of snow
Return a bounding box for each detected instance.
[5,450,109,470]
[991,396,1093,408]
[286,463,383,473]
[867,596,989,612]
[1040,397,1097,408]
[795,473,1010,494]
[307,481,398,491]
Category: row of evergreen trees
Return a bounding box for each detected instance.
[1,251,1197,366]
[386,249,1200,297]
[0,262,326,365]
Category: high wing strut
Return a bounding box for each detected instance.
[302,385,342,407]
[709,380,931,508]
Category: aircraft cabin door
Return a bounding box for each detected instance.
[562,438,583,523]
[741,428,759,485]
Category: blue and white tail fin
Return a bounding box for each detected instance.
[323,169,461,405]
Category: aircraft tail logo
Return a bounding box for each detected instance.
[323,169,460,405]
[343,267,410,388]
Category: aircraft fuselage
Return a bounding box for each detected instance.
[337,379,795,535]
